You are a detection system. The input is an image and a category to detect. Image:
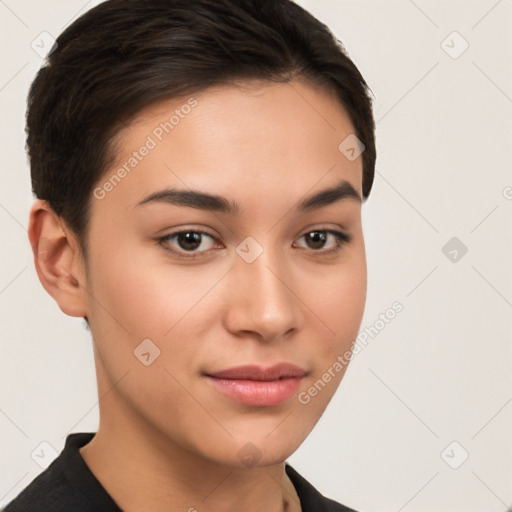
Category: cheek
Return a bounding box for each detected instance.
[309,254,366,350]
[83,243,213,417]
[87,237,227,340]
[296,258,366,415]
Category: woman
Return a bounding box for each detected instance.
[4,0,376,510]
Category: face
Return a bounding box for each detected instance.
[82,78,367,467]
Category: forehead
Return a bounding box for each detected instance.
[98,78,363,211]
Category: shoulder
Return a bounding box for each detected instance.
[2,454,79,512]
[2,432,120,512]
[285,464,359,512]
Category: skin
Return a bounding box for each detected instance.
[29,78,367,512]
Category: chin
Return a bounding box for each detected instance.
[189,432,299,469]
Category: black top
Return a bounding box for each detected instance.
[3,433,357,512]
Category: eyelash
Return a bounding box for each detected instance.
[156,228,351,260]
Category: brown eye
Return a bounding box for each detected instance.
[157,227,351,261]
[296,229,351,252]
[175,232,203,251]
[158,230,217,259]
[304,231,329,250]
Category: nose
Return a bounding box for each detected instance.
[223,245,303,342]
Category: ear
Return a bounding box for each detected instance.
[28,199,88,318]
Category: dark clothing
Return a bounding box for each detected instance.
[3,432,357,511]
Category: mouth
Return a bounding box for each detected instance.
[203,363,307,407]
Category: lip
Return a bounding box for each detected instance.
[204,363,307,407]
[206,363,307,380]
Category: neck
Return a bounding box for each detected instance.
[79,406,301,512]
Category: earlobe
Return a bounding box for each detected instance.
[28,200,88,318]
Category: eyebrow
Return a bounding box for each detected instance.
[136,179,361,214]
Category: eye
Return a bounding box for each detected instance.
[156,227,351,260]
[294,229,351,254]
[157,229,218,259]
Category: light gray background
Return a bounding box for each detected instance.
[1,1,511,511]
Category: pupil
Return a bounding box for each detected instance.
[178,232,201,251]
[307,231,326,249]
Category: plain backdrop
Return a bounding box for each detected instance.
[1,1,511,511]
